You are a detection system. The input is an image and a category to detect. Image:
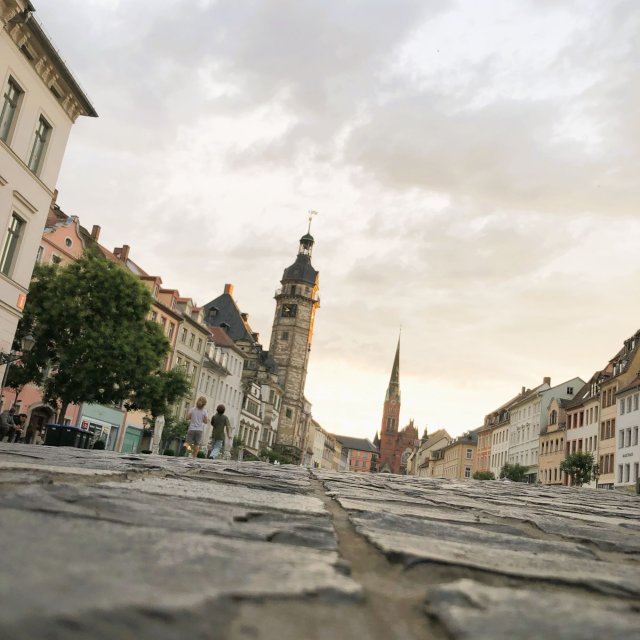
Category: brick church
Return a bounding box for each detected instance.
[377,337,419,474]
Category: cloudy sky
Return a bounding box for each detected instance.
[36,0,640,439]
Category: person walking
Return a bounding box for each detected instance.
[210,404,231,460]
[185,397,208,459]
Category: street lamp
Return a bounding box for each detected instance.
[0,334,35,365]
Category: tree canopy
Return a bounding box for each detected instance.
[560,451,600,487]
[499,463,528,482]
[14,254,172,421]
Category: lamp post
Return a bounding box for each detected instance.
[0,335,36,407]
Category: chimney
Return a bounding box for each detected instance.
[224,283,234,296]
[114,245,130,262]
[543,377,551,386]
[240,312,248,321]
[521,386,525,394]
[90,225,101,241]
[52,189,59,205]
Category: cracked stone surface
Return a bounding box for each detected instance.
[1,444,639,639]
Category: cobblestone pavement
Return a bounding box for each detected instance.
[0,444,638,639]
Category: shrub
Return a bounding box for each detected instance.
[499,463,528,482]
[92,439,106,450]
[473,470,495,480]
[197,450,206,458]
[163,449,175,456]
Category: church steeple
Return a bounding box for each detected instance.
[385,334,401,402]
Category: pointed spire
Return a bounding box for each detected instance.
[385,331,401,402]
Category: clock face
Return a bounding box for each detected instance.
[282,303,297,318]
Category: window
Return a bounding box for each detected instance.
[0,213,25,276]
[181,327,188,342]
[634,427,638,446]
[620,400,625,415]
[466,448,472,459]
[197,338,203,352]
[28,116,52,174]
[281,303,297,317]
[35,246,43,263]
[0,77,23,143]
[150,311,157,322]
[50,254,61,265]
[285,408,292,419]
[281,331,289,341]
[464,466,471,479]
[168,323,175,339]
[619,432,624,449]
[567,387,574,395]
[634,394,639,411]
[189,333,195,347]
[64,237,73,248]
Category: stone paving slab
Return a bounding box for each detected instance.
[426,579,640,640]
[1,445,639,639]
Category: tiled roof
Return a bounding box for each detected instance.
[203,293,256,343]
[334,435,379,453]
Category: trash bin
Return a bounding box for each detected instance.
[44,424,93,449]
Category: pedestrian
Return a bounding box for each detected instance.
[185,397,208,459]
[0,406,15,442]
[210,404,231,460]
[5,412,26,444]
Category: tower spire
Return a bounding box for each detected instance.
[385,331,401,402]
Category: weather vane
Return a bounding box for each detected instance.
[307,210,318,233]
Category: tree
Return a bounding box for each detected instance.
[126,367,192,419]
[473,470,496,480]
[560,451,600,487]
[499,463,528,482]
[14,254,170,422]
[158,414,189,453]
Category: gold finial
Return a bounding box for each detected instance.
[308,210,318,233]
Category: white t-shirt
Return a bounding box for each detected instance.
[189,407,208,431]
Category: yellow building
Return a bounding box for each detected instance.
[539,398,567,485]
[598,330,640,489]
[442,431,478,480]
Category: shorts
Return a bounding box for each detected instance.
[185,429,203,445]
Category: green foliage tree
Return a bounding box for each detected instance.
[499,463,528,482]
[14,254,170,422]
[126,367,191,418]
[473,470,496,480]
[159,414,189,452]
[560,451,600,487]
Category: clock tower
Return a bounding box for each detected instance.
[269,230,320,459]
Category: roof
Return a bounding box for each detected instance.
[209,326,245,357]
[617,375,640,396]
[203,293,256,343]
[421,428,450,450]
[333,436,379,453]
[282,254,318,285]
[27,11,98,117]
[385,336,400,403]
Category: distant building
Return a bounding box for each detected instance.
[442,431,479,480]
[0,2,96,366]
[615,374,640,490]
[539,398,568,485]
[377,337,419,474]
[334,435,378,473]
[409,428,451,477]
[599,329,640,488]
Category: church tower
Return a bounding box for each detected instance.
[269,228,320,460]
[379,336,401,473]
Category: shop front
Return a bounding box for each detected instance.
[78,403,125,451]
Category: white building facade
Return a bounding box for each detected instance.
[615,378,640,490]
[0,1,96,362]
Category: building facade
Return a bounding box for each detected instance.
[442,432,478,480]
[0,1,96,367]
[538,398,567,486]
[616,376,640,490]
[335,435,379,473]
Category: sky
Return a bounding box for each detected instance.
[35,0,640,440]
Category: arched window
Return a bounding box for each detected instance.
[550,410,557,425]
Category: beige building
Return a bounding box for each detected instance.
[0,1,96,363]
[539,398,568,486]
[442,432,478,480]
[565,375,603,488]
[410,429,451,477]
[598,329,640,488]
